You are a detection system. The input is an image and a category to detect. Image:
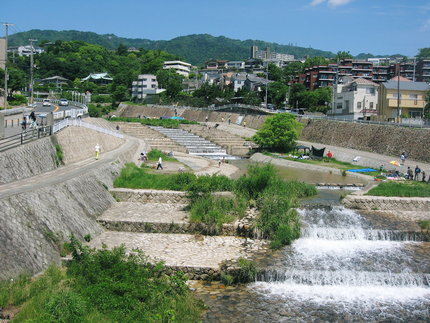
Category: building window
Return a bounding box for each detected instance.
[336,103,343,109]
[366,88,375,95]
[142,85,147,88]
[370,102,374,109]
[152,79,156,82]
[357,102,362,110]
[151,85,156,88]
[143,78,147,81]
[409,94,418,99]
[392,93,402,99]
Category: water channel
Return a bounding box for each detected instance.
[191,161,430,323]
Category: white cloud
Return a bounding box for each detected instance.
[311,0,353,7]
[420,18,430,31]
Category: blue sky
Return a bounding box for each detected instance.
[2,0,429,57]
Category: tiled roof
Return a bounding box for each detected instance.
[383,80,430,91]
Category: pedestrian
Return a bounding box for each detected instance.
[422,171,426,182]
[414,165,421,181]
[21,117,27,130]
[407,167,413,180]
[156,157,163,170]
[95,143,100,160]
[327,151,333,160]
[400,152,406,165]
[228,117,231,125]
[243,121,247,127]
[218,159,222,167]
[222,117,225,123]
[205,116,209,122]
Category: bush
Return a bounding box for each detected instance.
[55,144,64,166]
[236,258,257,283]
[147,149,178,162]
[235,164,277,200]
[110,117,198,128]
[8,94,28,106]
[45,289,87,323]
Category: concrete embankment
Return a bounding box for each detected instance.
[0,127,137,280]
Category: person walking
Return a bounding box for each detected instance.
[95,144,100,160]
[400,152,406,165]
[421,171,426,182]
[414,165,421,181]
[156,157,163,170]
[407,167,413,180]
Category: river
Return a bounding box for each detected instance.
[190,162,430,323]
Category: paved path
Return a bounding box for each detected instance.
[216,122,430,174]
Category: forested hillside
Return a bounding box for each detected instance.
[9,29,336,65]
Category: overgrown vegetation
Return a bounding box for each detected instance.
[114,163,316,248]
[110,117,198,128]
[146,149,178,162]
[0,237,203,322]
[366,181,430,197]
[54,144,64,166]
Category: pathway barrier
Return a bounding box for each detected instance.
[53,118,124,139]
[0,126,52,152]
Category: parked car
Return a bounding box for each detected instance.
[59,98,69,106]
[42,99,50,106]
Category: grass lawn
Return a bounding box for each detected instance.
[366,181,430,197]
[266,152,383,177]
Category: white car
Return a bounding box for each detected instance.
[42,99,51,106]
[59,99,69,106]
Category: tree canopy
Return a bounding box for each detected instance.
[252,113,303,152]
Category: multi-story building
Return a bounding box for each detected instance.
[378,77,430,120]
[416,59,430,83]
[250,46,294,61]
[332,77,379,120]
[131,74,165,100]
[205,60,228,70]
[230,73,248,92]
[9,45,44,57]
[163,60,192,78]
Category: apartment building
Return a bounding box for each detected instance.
[131,74,165,99]
[416,59,430,83]
[163,60,192,78]
[332,77,379,120]
[378,77,430,120]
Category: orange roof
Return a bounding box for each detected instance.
[389,76,411,82]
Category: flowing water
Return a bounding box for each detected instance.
[192,201,430,323]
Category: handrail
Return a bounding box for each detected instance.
[52,118,124,139]
[0,126,52,153]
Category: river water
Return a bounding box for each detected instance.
[190,162,430,322]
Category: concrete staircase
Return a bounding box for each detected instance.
[180,124,256,157]
[112,122,187,153]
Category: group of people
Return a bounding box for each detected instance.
[406,165,428,182]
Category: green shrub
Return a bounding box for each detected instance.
[366,181,430,197]
[235,164,277,200]
[236,258,257,283]
[110,117,198,128]
[55,144,64,166]
[45,289,88,323]
[220,273,234,286]
[84,234,92,242]
[147,149,178,162]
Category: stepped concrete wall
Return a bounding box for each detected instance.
[342,194,430,212]
[0,137,58,184]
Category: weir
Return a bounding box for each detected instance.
[251,206,430,321]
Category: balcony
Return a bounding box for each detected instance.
[387,98,425,109]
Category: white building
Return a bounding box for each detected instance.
[9,45,44,57]
[131,74,165,99]
[227,61,245,69]
[163,60,191,78]
[333,77,379,120]
[230,73,247,92]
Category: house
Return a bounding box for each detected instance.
[163,60,192,78]
[230,73,248,92]
[377,77,430,120]
[205,60,228,70]
[226,61,245,70]
[244,74,271,92]
[81,73,113,85]
[131,74,165,100]
[9,45,44,57]
[332,77,379,120]
[36,76,69,87]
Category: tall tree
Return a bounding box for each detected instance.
[156,69,183,98]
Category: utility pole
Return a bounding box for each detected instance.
[265,63,268,108]
[29,38,37,105]
[3,23,14,109]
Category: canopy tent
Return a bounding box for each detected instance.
[295,145,310,155]
[311,146,325,159]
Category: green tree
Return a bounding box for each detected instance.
[417,48,430,58]
[424,90,430,119]
[252,113,303,152]
[289,83,306,108]
[332,51,353,62]
[268,63,283,82]
[266,81,288,107]
[156,69,183,98]
[304,57,328,69]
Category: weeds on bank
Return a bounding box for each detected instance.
[146,149,178,162]
[366,181,430,197]
[0,237,203,323]
[109,117,198,128]
[54,144,64,166]
[114,163,317,248]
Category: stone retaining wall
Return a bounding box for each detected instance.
[300,118,430,163]
[0,137,58,184]
[342,194,430,211]
[111,188,189,204]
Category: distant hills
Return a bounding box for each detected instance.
[9,29,402,66]
[9,29,337,65]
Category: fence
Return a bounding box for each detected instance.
[52,118,124,139]
[0,126,52,152]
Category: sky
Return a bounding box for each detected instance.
[2,0,429,57]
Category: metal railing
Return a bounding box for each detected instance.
[52,118,124,139]
[0,126,52,152]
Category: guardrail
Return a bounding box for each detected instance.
[52,118,124,139]
[0,126,52,153]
